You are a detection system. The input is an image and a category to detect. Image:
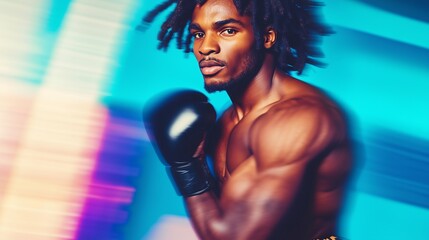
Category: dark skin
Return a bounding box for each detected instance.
[185,0,352,239]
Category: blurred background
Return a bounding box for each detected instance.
[0,0,428,239]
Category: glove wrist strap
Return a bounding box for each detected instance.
[170,159,212,197]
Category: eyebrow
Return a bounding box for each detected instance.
[189,23,201,31]
[213,18,246,29]
[189,18,245,31]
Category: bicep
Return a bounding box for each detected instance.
[218,160,308,239]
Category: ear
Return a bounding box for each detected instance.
[263,27,276,49]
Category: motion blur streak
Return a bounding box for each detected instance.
[0,91,106,239]
[0,0,137,239]
[0,1,48,82]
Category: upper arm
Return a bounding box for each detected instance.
[250,102,341,204]
[248,103,343,204]
[217,103,343,239]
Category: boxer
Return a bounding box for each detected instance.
[143,0,352,239]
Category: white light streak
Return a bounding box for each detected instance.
[168,109,198,139]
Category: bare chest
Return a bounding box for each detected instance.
[212,116,256,184]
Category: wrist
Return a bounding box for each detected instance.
[170,159,212,197]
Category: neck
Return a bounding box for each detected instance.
[227,53,280,121]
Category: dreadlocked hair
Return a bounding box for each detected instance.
[141,0,332,74]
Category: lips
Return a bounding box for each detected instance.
[199,60,225,76]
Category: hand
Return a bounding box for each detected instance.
[143,89,216,197]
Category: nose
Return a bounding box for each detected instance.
[198,33,219,56]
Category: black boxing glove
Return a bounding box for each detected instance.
[143,89,216,197]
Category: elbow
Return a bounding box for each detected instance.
[206,219,261,240]
[206,219,230,240]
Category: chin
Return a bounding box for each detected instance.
[204,82,231,93]
[203,77,229,93]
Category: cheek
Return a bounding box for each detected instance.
[193,43,199,58]
[224,43,255,70]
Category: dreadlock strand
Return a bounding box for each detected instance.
[157,1,187,47]
[263,1,271,23]
[196,0,206,5]
[251,0,264,49]
[157,8,177,38]
[176,19,186,49]
[143,0,176,23]
[178,0,197,49]
[159,28,175,51]
[184,31,194,53]
[271,0,285,16]
[172,1,186,49]
[233,0,242,11]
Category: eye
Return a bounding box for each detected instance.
[193,32,204,39]
[221,28,237,36]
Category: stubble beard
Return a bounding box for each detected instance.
[204,49,264,93]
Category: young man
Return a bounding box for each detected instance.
[143,0,352,239]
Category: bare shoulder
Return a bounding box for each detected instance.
[249,96,347,170]
[218,106,235,124]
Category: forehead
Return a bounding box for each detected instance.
[191,0,248,24]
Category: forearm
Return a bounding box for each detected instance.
[185,190,279,240]
[186,191,226,240]
[184,168,305,240]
